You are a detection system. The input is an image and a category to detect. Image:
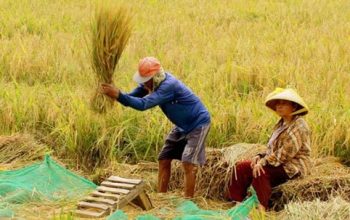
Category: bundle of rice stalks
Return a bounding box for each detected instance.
[282,197,350,220]
[270,157,350,211]
[90,2,133,113]
[169,143,266,199]
[0,133,48,169]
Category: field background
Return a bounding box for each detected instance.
[0,0,349,171]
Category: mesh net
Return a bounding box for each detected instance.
[108,193,259,220]
[1,155,258,219]
[0,155,96,218]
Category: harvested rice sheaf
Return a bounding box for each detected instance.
[169,143,266,199]
[271,157,350,210]
[90,2,133,113]
[169,144,350,209]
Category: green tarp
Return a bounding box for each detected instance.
[1,155,259,219]
[0,155,96,218]
[107,193,258,220]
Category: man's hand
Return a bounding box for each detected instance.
[101,83,120,99]
[252,163,265,178]
[250,156,260,168]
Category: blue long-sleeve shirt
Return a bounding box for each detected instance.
[117,73,211,134]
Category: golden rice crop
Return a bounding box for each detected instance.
[90,2,133,113]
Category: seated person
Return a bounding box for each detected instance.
[226,88,311,210]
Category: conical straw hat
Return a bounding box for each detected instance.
[265,88,309,116]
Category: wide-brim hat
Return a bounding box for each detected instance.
[133,57,162,84]
[265,88,309,116]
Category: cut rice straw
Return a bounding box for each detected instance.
[271,157,350,210]
[0,133,48,170]
[169,143,266,199]
[283,196,350,220]
[90,1,133,113]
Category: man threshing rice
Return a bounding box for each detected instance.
[226,88,311,210]
[101,57,211,198]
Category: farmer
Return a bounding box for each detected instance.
[226,88,311,210]
[101,57,211,198]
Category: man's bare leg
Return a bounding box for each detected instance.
[158,159,172,193]
[183,162,198,198]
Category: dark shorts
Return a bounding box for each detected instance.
[158,124,210,165]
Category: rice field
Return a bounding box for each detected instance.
[0,0,350,218]
[1,0,349,169]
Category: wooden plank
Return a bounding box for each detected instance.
[75,209,106,218]
[97,186,129,195]
[76,176,152,216]
[133,191,153,210]
[108,176,142,185]
[92,191,121,200]
[78,201,110,211]
[84,196,117,206]
[115,182,147,210]
[129,201,141,209]
[101,181,136,189]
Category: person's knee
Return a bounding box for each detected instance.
[236,161,252,170]
[182,162,197,174]
[159,159,172,170]
[251,172,269,187]
[232,161,253,179]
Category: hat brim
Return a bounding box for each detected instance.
[133,72,154,84]
[266,99,308,116]
[265,88,309,116]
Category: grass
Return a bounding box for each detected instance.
[0,0,349,171]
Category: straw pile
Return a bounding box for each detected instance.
[270,157,350,211]
[282,197,350,220]
[169,143,266,199]
[0,133,48,169]
[90,2,133,113]
[168,144,350,209]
